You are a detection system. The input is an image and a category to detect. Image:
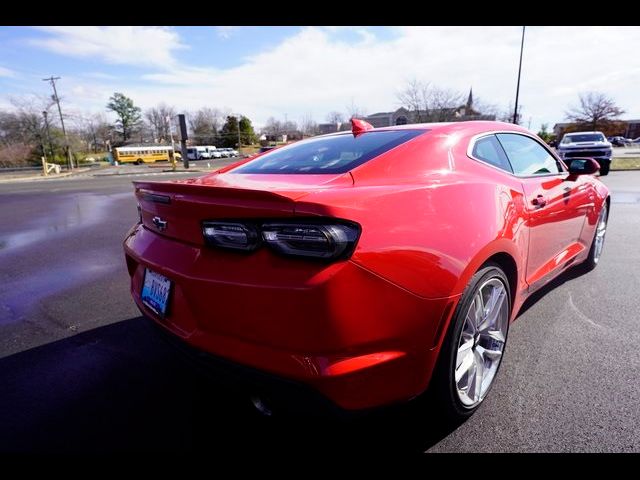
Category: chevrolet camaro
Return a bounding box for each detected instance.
[123,119,609,419]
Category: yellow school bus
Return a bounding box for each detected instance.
[113,146,182,164]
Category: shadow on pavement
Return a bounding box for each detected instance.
[516,264,589,319]
[0,316,463,454]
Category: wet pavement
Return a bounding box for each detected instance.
[0,171,639,453]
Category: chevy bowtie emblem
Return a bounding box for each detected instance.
[152,216,168,231]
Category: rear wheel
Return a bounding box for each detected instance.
[581,202,609,271]
[431,263,511,420]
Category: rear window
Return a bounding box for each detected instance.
[231,130,425,174]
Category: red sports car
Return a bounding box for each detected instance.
[123,120,609,419]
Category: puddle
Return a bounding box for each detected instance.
[0,259,119,324]
[0,192,130,253]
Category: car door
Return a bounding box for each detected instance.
[496,133,589,289]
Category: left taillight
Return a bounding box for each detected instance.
[202,220,360,261]
[202,222,260,251]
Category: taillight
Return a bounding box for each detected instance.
[202,222,260,251]
[201,220,360,260]
[261,223,359,260]
[137,204,142,224]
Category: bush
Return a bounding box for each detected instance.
[0,143,38,167]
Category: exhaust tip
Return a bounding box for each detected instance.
[250,395,273,417]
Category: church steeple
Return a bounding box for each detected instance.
[466,87,473,110]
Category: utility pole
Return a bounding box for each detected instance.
[43,76,73,169]
[42,111,55,160]
[177,114,189,169]
[237,115,241,150]
[513,26,526,125]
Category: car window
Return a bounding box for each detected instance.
[471,135,513,173]
[496,133,561,176]
[232,130,425,174]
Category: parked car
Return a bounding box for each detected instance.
[609,136,628,147]
[205,146,222,159]
[556,131,612,175]
[124,120,609,419]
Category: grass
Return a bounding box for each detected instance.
[611,157,640,170]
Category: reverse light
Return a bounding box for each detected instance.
[261,223,360,260]
[202,222,259,251]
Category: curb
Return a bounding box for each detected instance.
[0,168,91,184]
[91,169,208,177]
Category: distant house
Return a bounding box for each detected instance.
[317,123,340,135]
[363,89,496,127]
[625,120,640,139]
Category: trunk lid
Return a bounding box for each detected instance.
[134,172,352,245]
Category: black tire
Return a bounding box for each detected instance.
[599,161,610,176]
[581,201,609,272]
[430,262,511,421]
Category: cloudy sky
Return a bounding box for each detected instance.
[0,26,638,132]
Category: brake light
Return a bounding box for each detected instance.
[262,223,359,260]
[201,220,360,260]
[202,222,260,251]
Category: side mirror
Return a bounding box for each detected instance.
[568,158,600,175]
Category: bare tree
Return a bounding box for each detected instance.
[145,103,176,143]
[345,99,367,120]
[188,107,222,145]
[326,111,344,125]
[396,79,432,122]
[72,113,113,153]
[300,113,318,137]
[262,117,283,137]
[429,87,464,121]
[0,96,56,165]
[565,92,625,130]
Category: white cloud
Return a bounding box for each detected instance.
[215,26,237,40]
[30,26,186,68]
[18,26,640,132]
[0,66,16,77]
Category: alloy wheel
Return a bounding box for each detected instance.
[454,277,509,408]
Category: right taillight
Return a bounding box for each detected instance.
[261,223,360,260]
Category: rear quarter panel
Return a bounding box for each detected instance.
[294,136,529,301]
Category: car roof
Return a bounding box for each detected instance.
[313,120,530,140]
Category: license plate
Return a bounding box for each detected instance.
[141,268,171,317]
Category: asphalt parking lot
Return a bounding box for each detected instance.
[0,170,639,453]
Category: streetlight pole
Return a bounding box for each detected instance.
[42,111,54,160]
[513,26,526,125]
[237,115,241,151]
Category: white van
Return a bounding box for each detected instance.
[186,146,211,160]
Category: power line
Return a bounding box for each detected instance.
[42,76,74,169]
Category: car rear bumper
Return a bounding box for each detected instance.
[123,224,457,410]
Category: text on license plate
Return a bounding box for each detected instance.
[141,268,171,317]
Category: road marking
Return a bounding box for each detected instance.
[568,293,603,329]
